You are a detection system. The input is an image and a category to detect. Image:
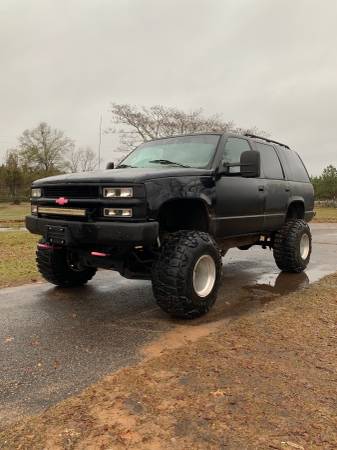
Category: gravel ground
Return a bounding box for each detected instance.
[1,272,337,450]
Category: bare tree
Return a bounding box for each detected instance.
[80,147,98,172]
[66,147,98,172]
[19,122,74,173]
[66,148,82,173]
[108,103,266,152]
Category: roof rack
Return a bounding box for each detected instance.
[244,133,290,149]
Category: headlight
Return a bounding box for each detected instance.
[31,188,42,198]
[103,187,133,198]
[104,208,133,217]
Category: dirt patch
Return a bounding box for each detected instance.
[142,320,221,360]
[1,274,337,449]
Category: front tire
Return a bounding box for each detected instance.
[273,219,312,273]
[36,241,97,287]
[152,231,222,319]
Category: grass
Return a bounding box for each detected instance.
[313,206,337,222]
[0,202,30,226]
[0,231,40,288]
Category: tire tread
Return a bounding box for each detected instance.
[152,231,222,319]
[36,243,96,287]
[273,219,311,273]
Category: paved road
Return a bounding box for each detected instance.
[1,223,337,426]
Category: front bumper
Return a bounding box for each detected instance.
[25,215,159,246]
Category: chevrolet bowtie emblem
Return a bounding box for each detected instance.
[55,197,69,206]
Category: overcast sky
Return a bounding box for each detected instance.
[1,0,336,174]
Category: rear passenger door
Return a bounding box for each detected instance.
[255,142,288,231]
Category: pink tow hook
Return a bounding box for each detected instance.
[38,243,51,249]
[90,251,110,257]
[37,243,61,250]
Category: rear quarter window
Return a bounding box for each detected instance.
[277,148,310,182]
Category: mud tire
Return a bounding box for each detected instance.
[152,231,222,319]
[36,241,96,287]
[273,219,312,273]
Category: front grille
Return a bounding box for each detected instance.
[43,185,99,198]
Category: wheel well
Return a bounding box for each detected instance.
[158,199,209,233]
[286,201,305,220]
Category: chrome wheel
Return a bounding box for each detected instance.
[300,233,310,260]
[192,254,216,297]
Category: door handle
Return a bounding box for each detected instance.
[258,186,265,192]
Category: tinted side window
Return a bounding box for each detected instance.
[281,149,310,182]
[256,142,284,180]
[222,138,251,164]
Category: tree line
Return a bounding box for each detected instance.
[0,104,265,203]
[0,122,97,202]
[311,165,337,201]
[1,102,335,204]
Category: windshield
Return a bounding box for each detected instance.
[118,134,220,169]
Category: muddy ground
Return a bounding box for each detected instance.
[1,273,337,450]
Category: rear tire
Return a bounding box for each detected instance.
[152,231,222,319]
[36,241,96,287]
[273,219,312,273]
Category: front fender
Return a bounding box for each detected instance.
[145,176,216,220]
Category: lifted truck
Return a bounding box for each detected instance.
[26,133,314,318]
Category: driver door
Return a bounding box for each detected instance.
[215,137,265,237]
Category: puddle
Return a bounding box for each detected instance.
[0,227,27,232]
[143,227,337,358]
[250,271,309,295]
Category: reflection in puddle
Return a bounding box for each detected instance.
[212,238,337,320]
[203,257,316,323]
[244,271,309,303]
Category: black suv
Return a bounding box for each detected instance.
[26,133,314,318]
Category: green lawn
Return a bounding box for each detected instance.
[0,202,30,227]
[0,231,40,287]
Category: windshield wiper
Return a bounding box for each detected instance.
[149,159,191,168]
[117,164,135,169]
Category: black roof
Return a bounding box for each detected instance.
[244,133,290,149]
[145,132,290,150]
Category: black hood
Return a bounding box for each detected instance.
[33,167,212,185]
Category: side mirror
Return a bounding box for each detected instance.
[240,150,260,178]
[106,162,114,170]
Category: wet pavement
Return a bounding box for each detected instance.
[1,223,337,426]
